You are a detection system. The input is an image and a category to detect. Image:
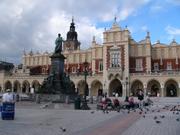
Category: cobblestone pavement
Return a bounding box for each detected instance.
[0,102,120,135]
[73,98,180,135]
[0,98,180,135]
[121,98,180,135]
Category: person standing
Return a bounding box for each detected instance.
[138,90,144,108]
[2,89,14,103]
[1,89,15,120]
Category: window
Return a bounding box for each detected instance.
[109,45,121,69]
[111,52,120,68]
[72,67,76,73]
[99,61,103,71]
[136,59,143,71]
[154,63,159,71]
[167,62,172,70]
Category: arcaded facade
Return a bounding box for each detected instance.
[1,19,180,97]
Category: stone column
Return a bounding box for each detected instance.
[88,86,91,96]
[178,83,180,97]
[17,84,22,93]
[143,83,147,97]
[28,84,31,93]
[20,86,22,93]
[126,84,129,97]
[75,86,78,94]
[1,84,4,92]
[122,82,126,97]
[12,83,14,92]
[103,80,108,96]
[161,83,164,97]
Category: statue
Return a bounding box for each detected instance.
[55,33,63,54]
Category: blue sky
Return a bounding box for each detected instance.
[96,0,180,44]
[0,0,180,64]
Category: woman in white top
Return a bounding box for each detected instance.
[2,89,14,103]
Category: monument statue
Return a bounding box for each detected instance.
[55,33,63,53]
[37,32,76,97]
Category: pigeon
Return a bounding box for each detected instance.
[103,110,106,114]
[60,127,66,132]
[156,120,161,124]
[139,108,143,112]
[160,115,165,118]
[176,112,179,115]
[176,118,180,122]
[154,116,157,120]
[139,111,142,115]
[40,104,49,109]
[91,111,95,114]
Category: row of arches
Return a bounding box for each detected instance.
[76,79,180,97]
[131,79,179,97]
[76,80,103,96]
[1,78,179,97]
[2,80,40,93]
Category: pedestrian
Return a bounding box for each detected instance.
[170,90,174,97]
[1,89,15,120]
[129,93,135,109]
[137,90,144,108]
[16,94,20,102]
[112,92,115,97]
[157,92,160,101]
[115,93,119,98]
[2,89,14,103]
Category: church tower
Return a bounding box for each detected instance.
[63,17,80,51]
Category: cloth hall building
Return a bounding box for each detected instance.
[1,19,180,97]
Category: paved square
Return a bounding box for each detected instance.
[0,98,180,135]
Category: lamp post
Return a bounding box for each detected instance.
[125,77,128,97]
[81,60,90,110]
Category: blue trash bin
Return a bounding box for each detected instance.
[1,102,15,120]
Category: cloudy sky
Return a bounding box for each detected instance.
[0,0,180,64]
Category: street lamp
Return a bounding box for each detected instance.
[125,77,128,97]
[81,60,90,110]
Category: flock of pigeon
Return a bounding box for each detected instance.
[93,103,180,125]
[139,104,180,124]
[59,103,180,133]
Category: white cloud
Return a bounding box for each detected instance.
[165,25,180,40]
[141,25,148,31]
[76,20,104,48]
[0,0,151,63]
[117,0,150,21]
[150,5,163,12]
[166,25,180,35]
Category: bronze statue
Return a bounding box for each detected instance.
[55,33,63,53]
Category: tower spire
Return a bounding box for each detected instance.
[72,16,74,23]
[114,15,117,23]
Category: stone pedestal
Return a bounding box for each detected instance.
[50,53,65,76]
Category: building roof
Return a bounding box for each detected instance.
[0,61,14,71]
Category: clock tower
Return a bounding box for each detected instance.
[63,18,80,51]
